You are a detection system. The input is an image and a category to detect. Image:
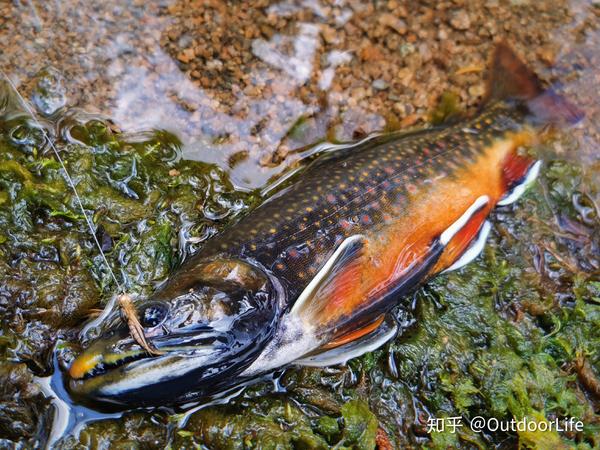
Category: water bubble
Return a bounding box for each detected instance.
[572,191,598,225]
[7,117,47,154]
[31,67,67,117]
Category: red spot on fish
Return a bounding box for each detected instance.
[407,184,417,194]
[340,219,351,230]
[384,166,395,175]
[326,194,336,203]
[361,214,372,225]
[423,147,430,156]
[288,248,300,258]
[382,180,391,189]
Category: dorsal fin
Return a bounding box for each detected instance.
[484,41,543,104]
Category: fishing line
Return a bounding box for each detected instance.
[0,70,125,294]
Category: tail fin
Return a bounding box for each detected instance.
[484,42,584,125]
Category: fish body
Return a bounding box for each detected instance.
[67,43,582,406]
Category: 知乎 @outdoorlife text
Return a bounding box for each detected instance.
[426,416,584,434]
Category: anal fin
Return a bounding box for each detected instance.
[294,314,397,367]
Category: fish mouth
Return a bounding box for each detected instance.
[69,326,222,380]
[67,326,234,403]
[67,320,274,406]
[69,343,156,381]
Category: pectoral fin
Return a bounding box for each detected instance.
[322,314,385,350]
[290,234,367,318]
[294,314,397,367]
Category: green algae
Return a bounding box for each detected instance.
[428,91,463,126]
[0,82,599,449]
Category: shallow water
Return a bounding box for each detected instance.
[1,0,599,448]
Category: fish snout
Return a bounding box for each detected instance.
[67,285,281,406]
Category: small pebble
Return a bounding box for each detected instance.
[450,10,471,30]
[372,79,388,90]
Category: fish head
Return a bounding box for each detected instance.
[67,257,283,407]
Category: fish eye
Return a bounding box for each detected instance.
[139,302,169,328]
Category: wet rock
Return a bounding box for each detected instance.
[372,78,388,90]
[379,13,407,35]
[468,84,485,98]
[359,44,384,62]
[31,67,66,116]
[176,48,195,64]
[399,43,415,57]
[0,362,49,442]
[449,10,471,30]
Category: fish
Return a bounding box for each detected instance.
[67,43,583,407]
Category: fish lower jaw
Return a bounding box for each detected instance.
[240,315,318,377]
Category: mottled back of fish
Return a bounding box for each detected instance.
[67,43,582,407]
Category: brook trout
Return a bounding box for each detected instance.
[68,43,582,406]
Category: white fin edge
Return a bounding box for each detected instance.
[294,318,398,367]
[290,234,364,316]
[442,220,492,274]
[497,160,542,206]
[440,195,489,246]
